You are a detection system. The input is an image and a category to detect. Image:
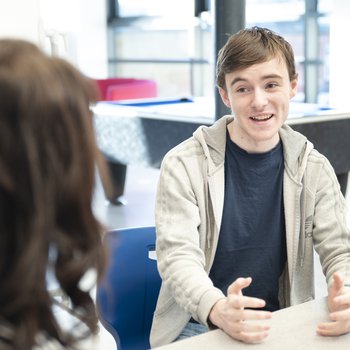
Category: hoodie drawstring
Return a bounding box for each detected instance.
[202,158,211,250]
[299,170,307,267]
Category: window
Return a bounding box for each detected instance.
[107,0,331,104]
[107,0,212,97]
[246,0,330,104]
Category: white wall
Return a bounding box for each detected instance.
[0,0,108,78]
[39,0,108,78]
[0,0,40,42]
[74,0,109,78]
[329,0,350,109]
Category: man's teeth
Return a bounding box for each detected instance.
[250,114,273,121]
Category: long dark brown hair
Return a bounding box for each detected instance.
[0,39,106,349]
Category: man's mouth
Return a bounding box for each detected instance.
[250,114,274,121]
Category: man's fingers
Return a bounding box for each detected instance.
[317,321,350,337]
[221,301,271,323]
[330,308,350,321]
[227,277,252,295]
[229,327,270,344]
[225,308,272,322]
[237,331,270,344]
[331,272,344,292]
[317,324,340,337]
[240,309,272,321]
[221,276,271,345]
[227,294,267,310]
[239,321,271,334]
[222,317,271,344]
[333,291,350,305]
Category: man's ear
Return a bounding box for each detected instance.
[218,87,231,108]
[289,75,298,99]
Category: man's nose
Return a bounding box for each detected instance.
[251,89,268,109]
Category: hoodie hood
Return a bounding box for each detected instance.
[193,115,314,180]
[279,123,314,183]
[192,115,232,174]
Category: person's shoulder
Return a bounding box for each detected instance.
[162,134,204,163]
[32,330,116,350]
[32,336,64,350]
[280,123,307,141]
[307,147,331,168]
[161,116,231,166]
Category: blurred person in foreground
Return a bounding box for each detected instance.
[150,27,350,347]
[0,38,116,349]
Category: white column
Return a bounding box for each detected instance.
[39,0,108,78]
[329,0,350,109]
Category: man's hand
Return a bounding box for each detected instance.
[208,277,271,343]
[317,272,350,336]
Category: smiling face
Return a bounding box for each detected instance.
[219,56,298,153]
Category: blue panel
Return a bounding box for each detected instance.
[97,226,161,350]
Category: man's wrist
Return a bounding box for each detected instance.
[207,317,218,330]
[207,298,225,330]
[207,306,218,329]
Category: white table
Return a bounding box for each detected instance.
[154,298,350,350]
[93,99,350,198]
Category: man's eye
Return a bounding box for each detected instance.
[266,83,278,89]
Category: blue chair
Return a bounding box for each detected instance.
[96,226,161,350]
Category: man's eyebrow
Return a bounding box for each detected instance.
[230,77,247,86]
[261,74,283,81]
[229,74,284,87]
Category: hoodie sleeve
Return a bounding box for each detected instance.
[155,142,225,325]
[311,153,350,287]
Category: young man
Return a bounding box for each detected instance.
[150,27,350,347]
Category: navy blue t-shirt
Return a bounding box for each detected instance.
[209,131,287,311]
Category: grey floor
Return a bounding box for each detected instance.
[93,164,159,230]
[93,165,350,299]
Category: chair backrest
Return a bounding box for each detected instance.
[95,78,158,101]
[97,226,161,350]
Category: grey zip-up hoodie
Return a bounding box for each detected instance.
[150,116,350,348]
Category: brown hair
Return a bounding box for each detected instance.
[216,26,297,89]
[0,39,106,349]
